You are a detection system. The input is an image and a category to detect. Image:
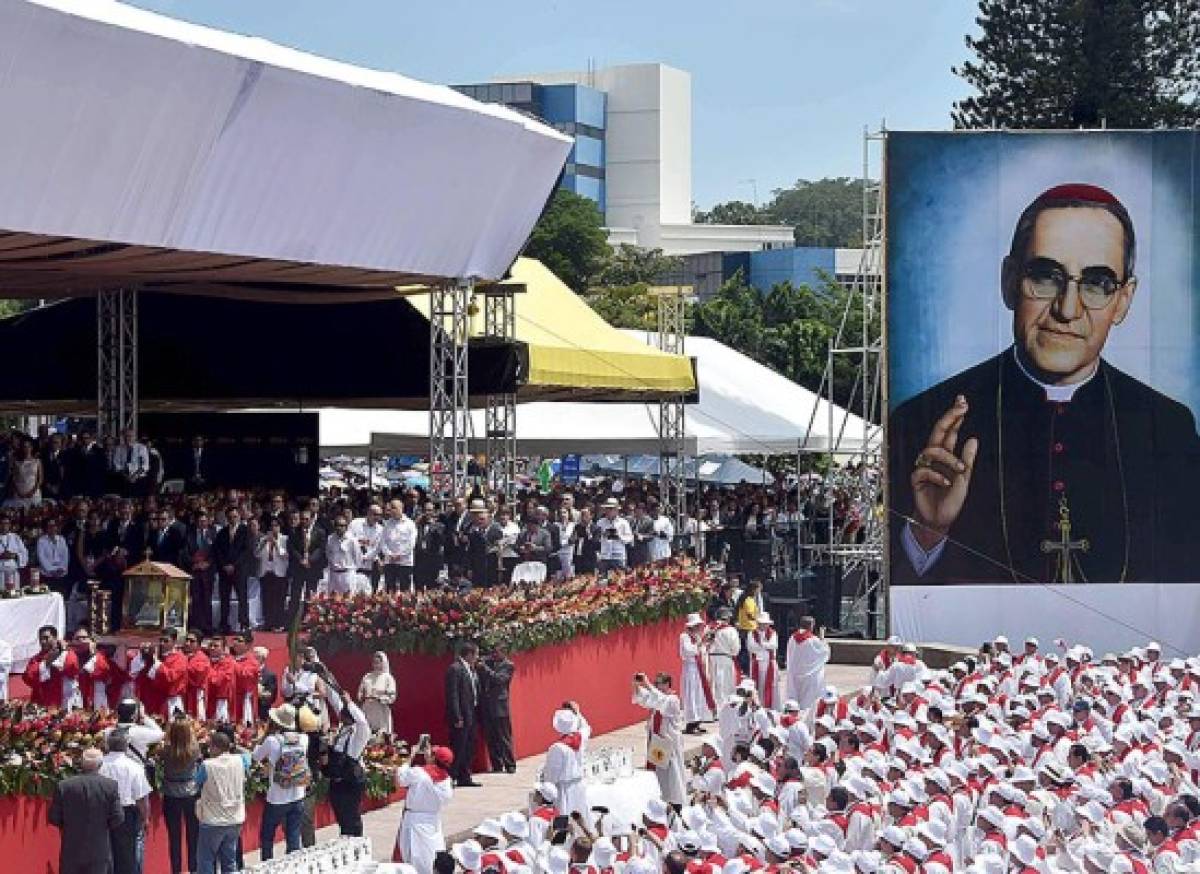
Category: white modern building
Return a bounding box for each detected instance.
[459,63,794,257]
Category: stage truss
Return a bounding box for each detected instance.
[798,127,887,638]
[429,279,472,506]
[483,284,518,499]
[97,288,138,440]
[654,286,689,538]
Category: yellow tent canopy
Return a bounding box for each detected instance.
[409,258,696,401]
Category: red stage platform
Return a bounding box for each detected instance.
[323,616,683,762]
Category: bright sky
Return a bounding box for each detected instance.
[126,0,979,209]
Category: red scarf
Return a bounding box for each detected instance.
[689,632,717,711]
[423,763,450,783]
[791,630,813,645]
[557,732,583,751]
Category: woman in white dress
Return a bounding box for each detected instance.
[357,650,397,734]
[5,440,42,509]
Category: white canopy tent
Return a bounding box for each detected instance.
[0,0,572,295]
[317,334,878,455]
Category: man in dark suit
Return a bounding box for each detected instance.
[890,183,1200,585]
[444,641,481,787]
[414,502,446,590]
[182,510,217,635]
[286,510,325,628]
[48,746,124,874]
[145,510,184,565]
[478,647,516,773]
[102,501,145,631]
[255,646,279,722]
[213,506,251,633]
[41,432,66,500]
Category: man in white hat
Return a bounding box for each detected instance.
[544,701,591,817]
[252,702,311,860]
[633,671,687,806]
[871,636,902,694]
[679,613,715,732]
[747,614,780,710]
[785,615,830,714]
[393,739,456,871]
[595,499,633,573]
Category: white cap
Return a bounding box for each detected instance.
[454,840,484,871]
[552,709,579,735]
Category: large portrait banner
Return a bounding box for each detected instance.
[885,131,1200,652]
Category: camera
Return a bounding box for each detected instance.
[607,530,619,540]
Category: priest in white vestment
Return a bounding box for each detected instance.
[394,744,455,873]
[633,671,686,805]
[543,702,592,817]
[679,613,715,732]
[785,615,831,713]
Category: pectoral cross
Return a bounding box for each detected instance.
[1041,496,1089,584]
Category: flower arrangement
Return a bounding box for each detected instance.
[0,702,408,800]
[303,561,714,656]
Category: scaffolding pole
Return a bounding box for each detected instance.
[97,288,138,440]
[429,279,472,507]
[483,285,517,499]
[797,127,886,637]
[653,286,688,537]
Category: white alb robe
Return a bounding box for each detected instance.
[634,684,686,805]
[679,631,714,723]
[747,628,780,709]
[708,623,741,706]
[542,714,592,817]
[394,763,454,874]
[785,630,830,712]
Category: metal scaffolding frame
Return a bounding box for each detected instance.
[798,127,887,638]
[429,279,472,507]
[97,288,138,440]
[654,286,689,536]
[483,284,518,499]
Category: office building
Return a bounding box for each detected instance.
[456,63,793,257]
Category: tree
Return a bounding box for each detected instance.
[580,283,660,330]
[766,178,865,248]
[693,200,768,226]
[953,0,1200,129]
[595,245,682,287]
[523,189,611,291]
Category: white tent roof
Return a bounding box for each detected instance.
[318,334,879,455]
[0,0,571,296]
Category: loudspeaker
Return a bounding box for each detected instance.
[802,563,843,631]
[742,539,773,581]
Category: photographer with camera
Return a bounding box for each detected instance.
[393,734,455,871]
[252,701,310,860]
[318,663,371,837]
[632,672,685,808]
[595,498,632,573]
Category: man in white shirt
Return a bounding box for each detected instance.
[325,517,364,595]
[253,703,310,860]
[595,498,633,572]
[0,513,28,591]
[377,500,417,593]
[255,519,290,632]
[36,516,70,591]
[648,504,675,563]
[110,428,149,493]
[101,729,153,874]
[348,504,385,590]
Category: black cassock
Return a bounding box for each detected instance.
[889,349,1200,584]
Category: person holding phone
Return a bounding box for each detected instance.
[544,701,592,817]
[393,735,455,871]
[632,672,686,808]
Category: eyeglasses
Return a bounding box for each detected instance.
[1022,257,1128,310]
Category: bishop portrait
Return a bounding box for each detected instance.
[889,184,1200,585]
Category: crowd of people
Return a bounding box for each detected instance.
[0,422,880,644]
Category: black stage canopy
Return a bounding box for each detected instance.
[0,293,521,413]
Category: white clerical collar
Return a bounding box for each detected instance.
[1011,347,1098,402]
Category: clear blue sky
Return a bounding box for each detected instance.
[127,0,979,209]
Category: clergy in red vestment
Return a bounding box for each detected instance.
[206,637,237,723]
[22,625,80,709]
[183,631,211,720]
[148,627,189,717]
[231,631,261,725]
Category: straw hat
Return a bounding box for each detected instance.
[268,702,298,731]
